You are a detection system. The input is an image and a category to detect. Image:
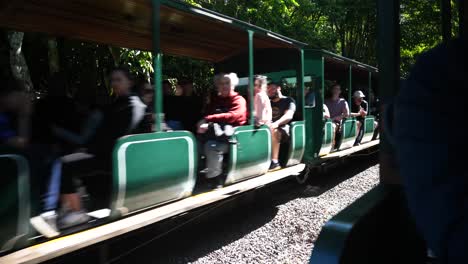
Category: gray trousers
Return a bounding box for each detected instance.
[204,140,229,179]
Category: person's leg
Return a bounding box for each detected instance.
[271,128,281,162]
[43,159,62,212]
[269,128,282,171]
[331,123,337,147]
[372,121,380,140]
[59,153,94,212]
[204,140,229,179]
[354,121,364,146]
[333,122,343,150]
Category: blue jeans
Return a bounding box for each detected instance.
[43,159,61,212]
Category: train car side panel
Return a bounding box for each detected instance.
[225,125,271,185]
[111,131,197,217]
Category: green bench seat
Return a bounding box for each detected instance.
[0,154,30,254]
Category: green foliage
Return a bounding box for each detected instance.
[120,49,154,80]
[400,0,459,77]
[186,0,376,65]
[400,0,442,77]
[5,0,451,98]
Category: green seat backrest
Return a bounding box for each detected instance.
[225,125,271,185]
[319,120,334,156]
[286,121,306,166]
[362,116,375,143]
[310,186,426,263]
[0,154,30,254]
[340,118,357,150]
[111,131,197,217]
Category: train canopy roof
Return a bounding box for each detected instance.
[0,0,307,62]
[308,49,379,73]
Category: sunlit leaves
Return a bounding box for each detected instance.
[120,49,154,79]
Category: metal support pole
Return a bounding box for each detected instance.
[377,0,400,184]
[248,30,255,126]
[441,0,452,42]
[299,49,305,117]
[459,0,466,37]
[152,0,163,132]
[348,65,352,107]
[368,71,372,111]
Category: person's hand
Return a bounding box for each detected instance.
[269,122,279,130]
[359,109,366,117]
[197,122,209,134]
[333,116,341,122]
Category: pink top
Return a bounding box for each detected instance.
[254,91,272,126]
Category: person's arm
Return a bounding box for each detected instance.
[343,101,350,117]
[323,104,330,119]
[255,93,272,125]
[360,101,368,116]
[204,96,247,124]
[52,110,103,145]
[271,99,296,128]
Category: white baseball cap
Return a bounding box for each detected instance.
[353,90,365,98]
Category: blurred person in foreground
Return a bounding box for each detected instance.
[395,32,467,263]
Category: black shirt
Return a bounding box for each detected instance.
[88,95,145,157]
[271,96,296,123]
[351,99,368,122]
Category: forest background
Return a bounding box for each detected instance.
[0,0,460,98]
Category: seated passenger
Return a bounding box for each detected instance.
[165,82,185,130]
[0,79,31,150]
[350,90,368,146]
[136,78,155,133]
[267,82,296,171]
[197,73,247,188]
[179,78,203,132]
[254,75,272,126]
[323,104,331,119]
[163,80,172,96]
[51,67,146,229]
[32,74,81,152]
[325,84,349,150]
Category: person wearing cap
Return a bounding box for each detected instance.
[350,90,368,146]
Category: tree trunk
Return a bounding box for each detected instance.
[48,38,60,75]
[7,31,33,92]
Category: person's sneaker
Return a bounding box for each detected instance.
[268,161,281,172]
[30,211,60,238]
[199,168,210,174]
[58,210,90,229]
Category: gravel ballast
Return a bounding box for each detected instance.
[116,157,380,264]
[189,164,379,264]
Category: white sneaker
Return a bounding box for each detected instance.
[58,210,90,229]
[30,211,60,238]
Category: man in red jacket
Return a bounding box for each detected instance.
[197,73,247,186]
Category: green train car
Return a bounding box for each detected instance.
[310,0,466,263]
[0,0,378,262]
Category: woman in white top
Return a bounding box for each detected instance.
[253,75,272,126]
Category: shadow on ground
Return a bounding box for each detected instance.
[48,153,378,264]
